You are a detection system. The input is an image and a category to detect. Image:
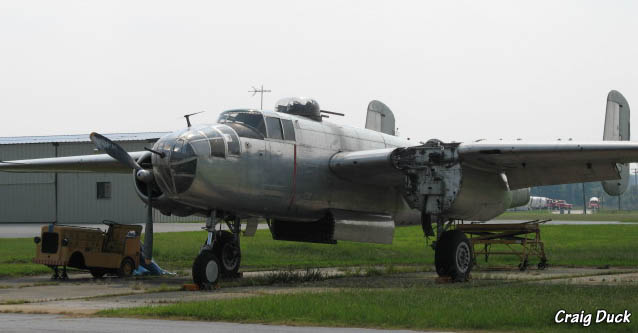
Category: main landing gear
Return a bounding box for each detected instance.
[430,220,473,282]
[192,212,242,289]
[435,229,473,282]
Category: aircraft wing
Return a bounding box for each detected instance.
[458,141,638,189]
[330,141,638,190]
[0,152,146,173]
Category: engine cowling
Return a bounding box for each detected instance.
[508,188,531,209]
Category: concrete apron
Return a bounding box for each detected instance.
[1,266,638,315]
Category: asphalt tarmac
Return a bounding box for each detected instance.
[0,314,428,333]
[0,222,268,238]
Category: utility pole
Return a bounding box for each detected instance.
[249,85,271,110]
[582,182,587,215]
[632,167,638,210]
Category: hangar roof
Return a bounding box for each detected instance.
[0,132,170,145]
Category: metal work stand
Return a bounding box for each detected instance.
[456,220,549,271]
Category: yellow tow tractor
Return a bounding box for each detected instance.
[33,221,142,279]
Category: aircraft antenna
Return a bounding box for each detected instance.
[184,111,205,127]
[248,85,271,110]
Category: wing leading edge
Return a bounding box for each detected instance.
[0,152,146,173]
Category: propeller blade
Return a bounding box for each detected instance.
[90,132,142,170]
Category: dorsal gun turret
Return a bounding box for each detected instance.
[275,97,322,121]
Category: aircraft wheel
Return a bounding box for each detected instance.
[192,250,220,289]
[434,230,473,282]
[117,258,135,277]
[214,231,241,277]
[90,267,107,278]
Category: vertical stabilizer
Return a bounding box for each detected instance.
[365,100,396,136]
[602,90,630,196]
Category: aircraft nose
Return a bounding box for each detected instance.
[153,135,198,194]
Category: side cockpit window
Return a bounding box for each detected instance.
[281,119,295,141]
[218,111,267,139]
[266,117,283,140]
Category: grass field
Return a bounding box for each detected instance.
[2,224,638,277]
[497,210,638,222]
[101,283,637,332]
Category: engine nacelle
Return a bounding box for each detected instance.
[508,188,531,209]
[134,152,205,217]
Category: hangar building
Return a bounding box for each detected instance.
[0,133,204,224]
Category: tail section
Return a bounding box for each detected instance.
[365,100,396,136]
[602,90,630,196]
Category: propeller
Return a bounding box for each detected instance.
[90,132,155,264]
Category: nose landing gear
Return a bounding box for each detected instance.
[192,212,242,289]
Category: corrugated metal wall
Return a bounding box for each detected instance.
[0,140,208,224]
[0,140,183,223]
[0,143,56,222]
[55,141,149,224]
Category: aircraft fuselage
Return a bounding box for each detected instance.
[146,109,522,223]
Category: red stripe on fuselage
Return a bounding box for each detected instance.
[288,144,297,210]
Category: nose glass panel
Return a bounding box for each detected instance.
[170,140,197,193]
[169,139,197,193]
[153,135,198,195]
[153,138,175,194]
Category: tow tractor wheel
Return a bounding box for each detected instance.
[192,250,220,289]
[435,229,473,282]
[213,231,241,277]
[117,257,135,278]
[90,267,107,278]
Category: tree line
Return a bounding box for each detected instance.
[530,175,638,210]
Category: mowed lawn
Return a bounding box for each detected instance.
[101,283,638,333]
[497,210,638,222]
[2,224,638,276]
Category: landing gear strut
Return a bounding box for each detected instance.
[192,212,242,289]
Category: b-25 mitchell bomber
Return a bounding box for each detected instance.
[0,91,635,286]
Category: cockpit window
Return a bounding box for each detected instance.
[218,111,267,139]
[216,125,240,156]
[266,117,283,140]
[281,119,296,141]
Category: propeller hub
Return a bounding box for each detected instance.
[136,169,154,183]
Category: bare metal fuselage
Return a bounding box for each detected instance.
[147,110,522,223]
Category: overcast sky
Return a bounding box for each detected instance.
[0,1,636,143]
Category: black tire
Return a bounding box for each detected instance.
[117,257,135,277]
[192,250,221,288]
[213,231,241,277]
[434,230,473,282]
[89,267,107,278]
